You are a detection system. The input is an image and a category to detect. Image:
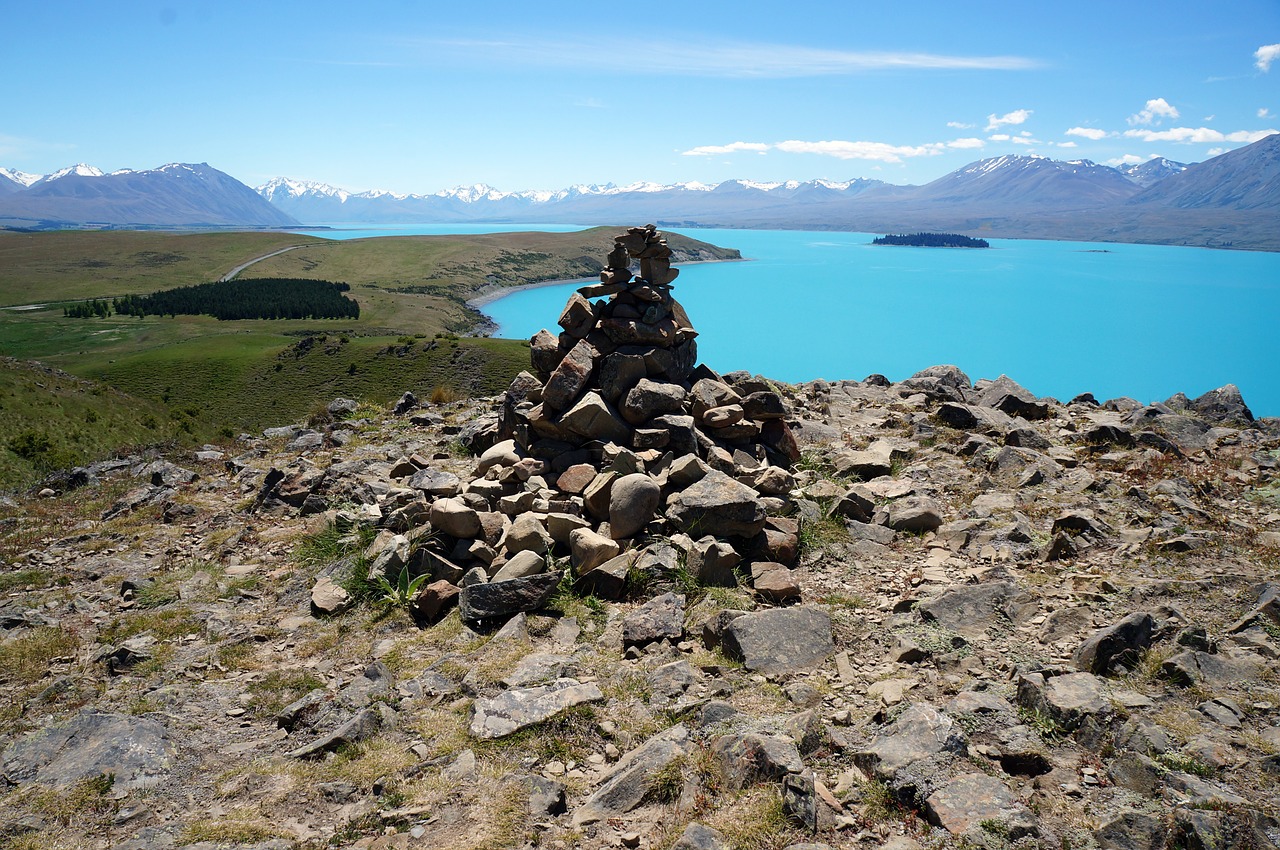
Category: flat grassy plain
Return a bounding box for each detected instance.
[0,226,739,490]
[0,230,325,306]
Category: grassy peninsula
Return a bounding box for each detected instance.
[0,226,740,489]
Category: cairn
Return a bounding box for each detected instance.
[404,226,804,624]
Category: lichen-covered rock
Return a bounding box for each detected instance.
[470,679,604,739]
[721,607,834,674]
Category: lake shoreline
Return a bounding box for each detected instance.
[464,257,748,310]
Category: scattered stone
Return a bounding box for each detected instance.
[721,607,834,674]
[470,679,605,739]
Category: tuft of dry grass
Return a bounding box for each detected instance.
[0,626,81,686]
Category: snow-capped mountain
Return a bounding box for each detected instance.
[1128,133,1280,210]
[32,163,105,185]
[0,167,42,193]
[0,162,299,227]
[1116,157,1189,188]
[905,154,1142,207]
[255,175,898,224]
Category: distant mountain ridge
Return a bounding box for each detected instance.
[251,136,1280,250]
[2,134,1277,248]
[0,162,298,228]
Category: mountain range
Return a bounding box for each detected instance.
[0,162,297,228]
[2,133,1278,248]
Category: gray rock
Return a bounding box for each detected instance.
[503,653,576,689]
[574,550,635,600]
[430,497,483,539]
[573,725,694,824]
[491,550,546,582]
[559,391,632,444]
[688,536,741,587]
[886,496,944,533]
[470,679,604,739]
[975,374,1049,420]
[1,712,174,791]
[1017,671,1111,734]
[1188,383,1253,424]
[458,570,563,622]
[622,592,686,647]
[310,575,353,616]
[936,402,1016,433]
[667,469,767,538]
[621,378,687,425]
[712,732,803,789]
[670,822,730,850]
[1074,612,1155,675]
[721,607,834,674]
[1160,649,1260,687]
[542,339,595,411]
[782,772,818,831]
[854,704,966,785]
[287,707,383,758]
[917,582,1020,639]
[609,473,661,538]
[925,773,1038,838]
[503,513,553,555]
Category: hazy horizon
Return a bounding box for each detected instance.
[3,1,1278,196]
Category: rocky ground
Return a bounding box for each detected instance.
[2,231,1279,850]
[1,369,1277,850]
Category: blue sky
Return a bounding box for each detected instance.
[3,0,1277,193]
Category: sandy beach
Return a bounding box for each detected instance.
[464,275,595,309]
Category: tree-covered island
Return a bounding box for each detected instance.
[872,232,990,248]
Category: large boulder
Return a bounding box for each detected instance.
[720,607,834,674]
[573,725,695,825]
[608,473,661,538]
[975,375,1049,420]
[2,712,175,791]
[1074,612,1155,675]
[458,571,563,622]
[667,470,767,538]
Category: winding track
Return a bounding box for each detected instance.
[219,244,306,282]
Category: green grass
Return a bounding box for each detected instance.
[0,230,326,306]
[0,227,738,485]
[0,358,176,490]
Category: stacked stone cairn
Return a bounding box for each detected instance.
[403,225,805,625]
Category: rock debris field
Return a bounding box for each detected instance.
[2,226,1280,850]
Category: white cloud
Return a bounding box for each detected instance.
[681,142,770,156]
[774,139,944,162]
[423,37,1039,78]
[1259,107,1274,119]
[1058,141,1078,148]
[1256,44,1280,72]
[988,133,1011,141]
[1128,98,1180,125]
[1065,126,1109,140]
[946,121,974,129]
[1105,154,1148,166]
[1011,136,1039,145]
[681,138,972,162]
[1207,147,1227,156]
[1123,126,1277,143]
[985,109,1032,131]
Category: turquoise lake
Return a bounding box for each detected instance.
[296,224,1280,417]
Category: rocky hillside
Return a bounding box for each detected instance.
[2,230,1279,850]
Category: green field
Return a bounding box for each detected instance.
[0,230,325,306]
[0,226,741,491]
